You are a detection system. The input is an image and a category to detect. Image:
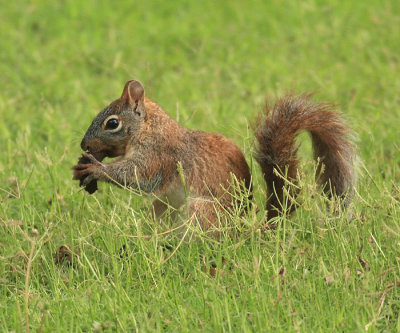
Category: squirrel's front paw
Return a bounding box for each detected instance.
[72,153,105,193]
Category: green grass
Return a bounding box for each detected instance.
[1,0,400,331]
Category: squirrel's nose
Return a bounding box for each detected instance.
[80,138,89,151]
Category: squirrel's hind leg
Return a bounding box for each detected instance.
[152,196,233,238]
[187,198,228,238]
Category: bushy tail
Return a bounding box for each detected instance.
[254,93,357,220]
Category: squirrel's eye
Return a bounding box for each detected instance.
[103,115,122,132]
[105,118,119,130]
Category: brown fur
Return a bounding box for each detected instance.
[254,93,357,221]
[73,82,357,232]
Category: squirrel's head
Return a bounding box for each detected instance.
[80,80,146,161]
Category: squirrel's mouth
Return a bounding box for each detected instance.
[83,141,125,162]
[87,150,108,162]
[87,147,123,162]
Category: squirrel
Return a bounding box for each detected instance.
[72,80,357,231]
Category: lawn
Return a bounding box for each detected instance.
[1,0,399,331]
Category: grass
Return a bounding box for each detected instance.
[1,0,399,331]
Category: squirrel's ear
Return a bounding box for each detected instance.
[121,80,146,118]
